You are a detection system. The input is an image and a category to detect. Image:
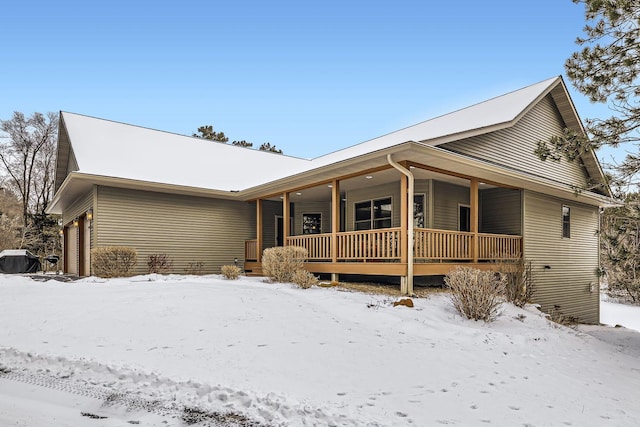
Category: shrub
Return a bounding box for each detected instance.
[261,246,307,283]
[445,266,506,322]
[147,253,173,274]
[91,246,138,278]
[184,261,204,275]
[221,264,242,280]
[291,269,318,289]
[498,260,534,308]
[548,305,580,326]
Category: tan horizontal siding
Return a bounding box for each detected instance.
[95,186,255,275]
[523,191,599,324]
[261,200,282,251]
[293,201,332,235]
[62,189,94,275]
[433,181,469,231]
[480,188,522,235]
[62,190,93,226]
[345,181,401,231]
[441,95,590,189]
[415,179,430,228]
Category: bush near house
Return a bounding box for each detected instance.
[147,253,173,274]
[262,246,308,285]
[291,269,318,289]
[498,260,534,308]
[91,247,138,278]
[445,266,506,322]
[221,264,242,280]
[184,261,204,275]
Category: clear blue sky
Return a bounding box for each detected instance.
[0,0,621,164]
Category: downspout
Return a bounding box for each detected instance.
[387,154,414,295]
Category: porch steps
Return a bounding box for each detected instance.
[245,266,264,277]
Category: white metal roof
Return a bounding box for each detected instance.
[53,76,609,210]
[312,77,560,167]
[61,112,312,192]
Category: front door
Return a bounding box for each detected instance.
[459,204,471,232]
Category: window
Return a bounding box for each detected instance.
[562,205,570,238]
[355,197,392,230]
[459,204,471,232]
[302,213,321,234]
[414,194,425,228]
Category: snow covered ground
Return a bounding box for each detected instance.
[0,273,639,426]
[600,296,640,332]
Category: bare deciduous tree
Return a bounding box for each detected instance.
[0,111,59,252]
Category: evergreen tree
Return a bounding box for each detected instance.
[193,124,284,154]
[601,192,640,302]
[192,125,229,142]
[232,140,253,148]
[258,142,283,154]
[537,1,640,183]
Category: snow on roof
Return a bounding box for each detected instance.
[312,77,561,167]
[61,77,565,192]
[62,112,312,192]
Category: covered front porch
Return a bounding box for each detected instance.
[244,157,523,293]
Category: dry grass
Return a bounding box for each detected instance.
[326,281,446,298]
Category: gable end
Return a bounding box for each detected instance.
[439,94,592,190]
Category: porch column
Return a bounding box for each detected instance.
[470,179,479,262]
[331,179,339,282]
[388,156,413,295]
[256,199,263,262]
[283,192,290,246]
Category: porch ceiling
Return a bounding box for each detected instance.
[264,166,494,202]
[252,142,613,207]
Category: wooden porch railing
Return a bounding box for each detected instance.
[414,228,473,260]
[336,228,401,260]
[245,239,258,261]
[246,228,521,263]
[478,233,522,260]
[287,233,332,260]
[285,228,401,260]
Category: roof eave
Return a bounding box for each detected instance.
[47,172,244,214]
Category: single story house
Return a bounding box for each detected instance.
[48,76,613,324]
